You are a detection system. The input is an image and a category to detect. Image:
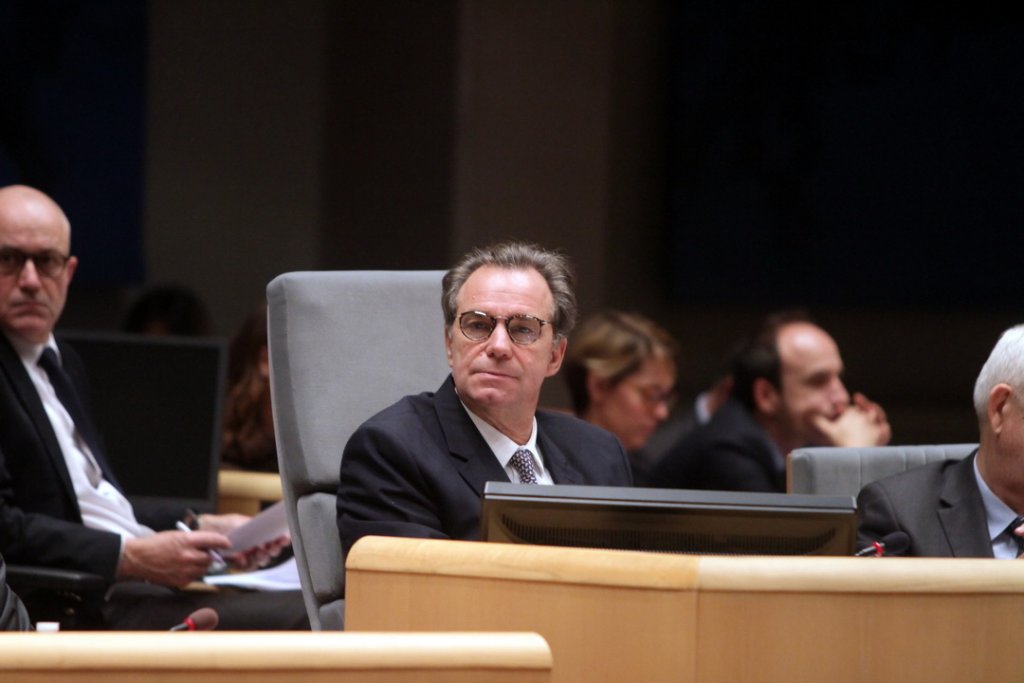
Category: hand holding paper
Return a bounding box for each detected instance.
[198,501,291,569]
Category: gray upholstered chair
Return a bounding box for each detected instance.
[267,271,450,630]
[787,444,977,498]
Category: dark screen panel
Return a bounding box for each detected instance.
[60,331,226,513]
[482,483,857,556]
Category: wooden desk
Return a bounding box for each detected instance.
[347,537,700,682]
[346,536,1024,683]
[0,631,552,683]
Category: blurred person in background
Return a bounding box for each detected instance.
[221,306,277,472]
[563,310,679,481]
[122,284,210,337]
[649,310,890,492]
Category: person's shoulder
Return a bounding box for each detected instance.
[359,388,439,429]
[861,456,966,497]
[536,408,615,441]
[675,399,767,455]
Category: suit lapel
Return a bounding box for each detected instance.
[0,335,77,502]
[937,453,993,558]
[433,377,510,498]
[55,341,123,492]
[537,425,584,485]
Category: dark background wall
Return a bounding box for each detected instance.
[3,0,1020,444]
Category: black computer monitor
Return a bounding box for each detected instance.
[59,331,227,513]
[481,483,857,556]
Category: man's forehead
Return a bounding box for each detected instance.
[0,189,70,245]
[777,323,842,372]
[457,266,552,305]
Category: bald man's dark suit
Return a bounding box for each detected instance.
[337,375,634,558]
[856,451,993,557]
[0,333,307,629]
[0,335,177,579]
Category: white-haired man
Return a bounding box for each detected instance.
[858,324,1024,557]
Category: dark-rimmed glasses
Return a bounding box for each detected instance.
[0,248,71,279]
[458,310,550,345]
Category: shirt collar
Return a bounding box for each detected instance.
[5,330,56,365]
[974,455,1017,543]
[459,400,544,473]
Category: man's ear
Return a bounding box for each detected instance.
[443,326,454,368]
[65,255,78,283]
[988,383,1014,435]
[752,377,781,416]
[545,336,567,377]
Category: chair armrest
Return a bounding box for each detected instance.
[6,564,107,593]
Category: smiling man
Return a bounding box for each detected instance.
[647,311,891,492]
[336,241,633,558]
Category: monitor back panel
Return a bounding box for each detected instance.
[59,331,227,513]
[481,483,857,556]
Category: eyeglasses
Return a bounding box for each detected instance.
[630,383,677,410]
[458,310,551,345]
[0,248,71,279]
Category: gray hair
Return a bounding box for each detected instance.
[441,241,577,338]
[973,324,1024,418]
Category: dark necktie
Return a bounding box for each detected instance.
[37,348,106,484]
[509,447,539,484]
[1006,515,1024,558]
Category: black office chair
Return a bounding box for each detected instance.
[7,564,107,629]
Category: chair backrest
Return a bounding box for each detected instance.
[787,444,977,497]
[267,271,450,629]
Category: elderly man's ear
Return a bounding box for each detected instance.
[988,383,1015,436]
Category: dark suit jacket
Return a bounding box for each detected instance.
[856,452,992,557]
[336,375,634,558]
[644,398,784,492]
[0,334,182,581]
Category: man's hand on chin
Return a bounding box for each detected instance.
[812,392,891,447]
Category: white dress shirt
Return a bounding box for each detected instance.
[974,456,1019,560]
[460,402,554,485]
[9,332,153,542]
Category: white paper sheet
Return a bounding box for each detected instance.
[204,556,302,591]
[225,500,290,553]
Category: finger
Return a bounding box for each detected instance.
[183,531,232,550]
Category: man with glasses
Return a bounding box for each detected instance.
[0,185,307,629]
[337,241,633,558]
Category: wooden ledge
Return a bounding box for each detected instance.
[0,632,552,672]
[347,536,701,590]
[217,470,282,501]
[698,555,1024,594]
[349,537,1024,595]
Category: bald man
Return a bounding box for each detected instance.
[858,324,1024,557]
[0,185,306,629]
[647,311,890,492]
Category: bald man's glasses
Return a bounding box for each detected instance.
[458,311,550,345]
[0,248,71,279]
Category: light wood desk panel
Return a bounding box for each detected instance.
[0,631,552,683]
[346,536,701,683]
[695,556,1024,682]
[346,537,1024,683]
